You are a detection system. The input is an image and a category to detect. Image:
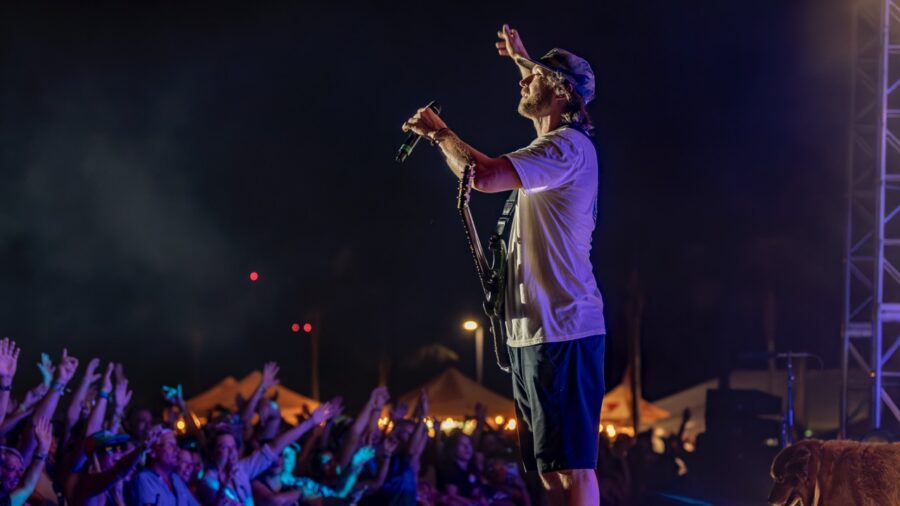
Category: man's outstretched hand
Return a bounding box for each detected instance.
[496,24,530,62]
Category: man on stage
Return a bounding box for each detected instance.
[402,24,606,506]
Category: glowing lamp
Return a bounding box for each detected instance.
[494,415,505,425]
[303,323,313,333]
[291,323,301,333]
[505,419,517,431]
[249,272,259,282]
[463,321,478,331]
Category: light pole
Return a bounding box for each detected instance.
[296,315,320,401]
[463,320,484,384]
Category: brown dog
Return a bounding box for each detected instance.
[768,439,900,505]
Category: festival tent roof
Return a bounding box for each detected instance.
[649,368,868,439]
[601,381,671,428]
[397,367,516,420]
[187,371,320,425]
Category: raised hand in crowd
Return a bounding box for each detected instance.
[108,365,132,433]
[409,389,431,470]
[55,348,80,386]
[390,401,408,423]
[8,417,52,506]
[241,362,280,432]
[310,397,342,426]
[20,349,79,463]
[37,352,55,387]
[320,445,376,500]
[0,338,20,427]
[81,361,113,442]
[14,383,47,415]
[66,357,103,433]
[339,386,389,470]
[0,338,20,382]
[260,362,279,391]
[162,383,186,409]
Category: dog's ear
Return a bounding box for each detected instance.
[783,445,812,481]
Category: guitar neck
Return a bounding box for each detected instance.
[457,165,494,291]
[460,205,492,285]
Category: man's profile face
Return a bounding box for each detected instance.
[518,67,557,119]
[153,432,179,469]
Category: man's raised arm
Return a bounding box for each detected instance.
[496,24,532,80]
[401,109,522,194]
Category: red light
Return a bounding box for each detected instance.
[249,272,260,282]
[291,323,300,333]
[303,323,313,333]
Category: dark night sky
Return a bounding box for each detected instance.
[0,1,850,410]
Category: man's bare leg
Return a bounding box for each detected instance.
[540,472,565,505]
[542,469,599,506]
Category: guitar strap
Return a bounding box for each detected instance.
[495,189,518,237]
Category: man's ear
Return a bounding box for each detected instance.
[553,81,573,102]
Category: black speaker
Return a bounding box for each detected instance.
[705,389,781,429]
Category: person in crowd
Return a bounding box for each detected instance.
[479,457,531,506]
[251,443,374,504]
[195,371,342,506]
[436,433,480,505]
[360,391,428,506]
[132,427,199,506]
[69,428,161,506]
[0,338,713,506]
[175,449,200,491]
[0,417,51,506]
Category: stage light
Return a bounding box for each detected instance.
[303,323,313,333]
[291,323,301,333]
[249,271,260,282]
[463,320,478,331]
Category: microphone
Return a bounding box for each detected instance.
[396,100,441,163]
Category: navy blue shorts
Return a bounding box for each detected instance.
[508,334,605,473]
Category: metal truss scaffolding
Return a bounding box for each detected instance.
[842,0,900,436]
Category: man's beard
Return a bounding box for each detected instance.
[518,85,553,118]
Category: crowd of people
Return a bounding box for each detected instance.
[0,338,702,506]
[0,339,542,506]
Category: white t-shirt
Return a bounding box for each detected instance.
[503,126,606,347]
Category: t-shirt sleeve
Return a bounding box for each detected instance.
[241,444,277,480]
[503,129,584,194]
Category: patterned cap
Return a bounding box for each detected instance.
[516,48,595,104]
[86,430,131,455]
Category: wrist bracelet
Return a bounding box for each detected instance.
[34,453,48,461]
[430,128,450,145]
[0,384,11,392]
[98,390,111,400]
[51,382,66,394]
